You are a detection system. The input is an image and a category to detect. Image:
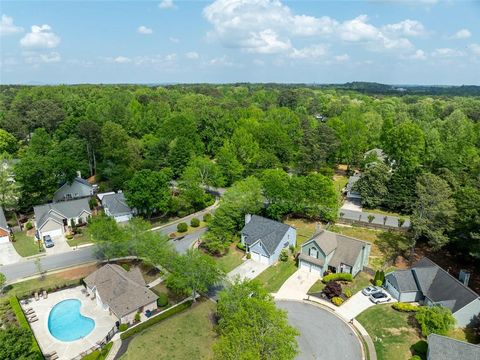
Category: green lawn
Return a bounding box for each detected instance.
[308,271,372,295]
[255,259,298,293]
[81,342,113,360]
[151,283,185,305]
[12,231,44,257]
[356,305,422,360]
[67,232,92,247]
[333,175,349,193]
[284,218,317,248]
[120,300,216,360]
[211,245,245,273]
[169,222,208,238]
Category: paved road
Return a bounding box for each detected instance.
[276,301,362,360]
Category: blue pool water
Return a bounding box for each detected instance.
[48,299,95,341]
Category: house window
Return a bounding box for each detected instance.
[65,193,73,200]
[309,247,318,258]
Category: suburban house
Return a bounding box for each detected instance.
[427,334,480,360]
[298,230,371,277]
[53,175,94,202]
[241,214,296,265]
[344,173,362,202]
[84,264,158,324]
[33,198,91,240]
[385,257,480,327]
[0,207,11,244]
[100,192,134,223]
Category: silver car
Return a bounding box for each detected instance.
[369,291,390,304]
[361,286,381,296]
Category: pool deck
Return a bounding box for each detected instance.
[21,286,117,360]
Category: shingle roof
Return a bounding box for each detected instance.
[84,264,158,318]
[241,215,292,255]
[310,231,337,255]
[299,253,325,267]
[0,207,8,231]
[34,198,91,229]
[385,270,419,292]
[427,334,480,360]
[102,192,133,216]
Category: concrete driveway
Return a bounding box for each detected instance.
[0,242,22,266]
[336,291,378,321]
[227,259,269,282]
[44,234,71,255]
[275,269,320,300]
[276,300,362,360]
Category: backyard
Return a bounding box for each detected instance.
[120,300,216,360]
[12,230,44,257]
[255,258,298,293]
[211,244,245,273]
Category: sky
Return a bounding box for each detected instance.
[1,0,479,85]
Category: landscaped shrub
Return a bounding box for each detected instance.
[373,270,385,285]
[246,253,251,259]
[177,222,188,233]
[9,297,42,357]
[134,312,141,322]
[375,280,383,287]
[392,302,419,312]
[88,197,97,210]
[415,305,456,336]
[289,245,295,254]
[322,273,353,283]
[331,297,344,306]
[120,300,192,340]
[119,324,128,332]
[323,281,342,299]
[190,217,200,227]
[279,249,289,262]
[411,340,428,357]
[66,234,74,240]
[203,213,212,222]
[236,242,246,251]
[157,293,168,307]
[121,263,131,272]
[409,356,421,360]
[25,222,33,230]
[344,288,353,298]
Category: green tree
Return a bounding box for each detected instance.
[0,155,20,210]
[353,163,391,209]
[89,216,129,260]
[384,121,425,169]
[181,156,225,189]
[76,120,101,176]
[415,306,455,336]
[0,129,17,154]
[214,280,299,360]
[0,326,41,360]
[217,140,244,186]
[452,186,480,259]
[166,249,224,301]
[411,173,456,251]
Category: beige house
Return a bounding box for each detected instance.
[84,264,158,324]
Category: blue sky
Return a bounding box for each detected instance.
[1,0,479,84]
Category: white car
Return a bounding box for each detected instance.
[362,286,381,296]
[369,291,390,304]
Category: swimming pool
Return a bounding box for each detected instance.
[48,299,95,342]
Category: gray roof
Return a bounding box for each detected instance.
[102,192,133,216]
[427,334,480,360]
[34,198,91,229]
[302,230,369,267]
[0,207,8,231]
[299,253,325,267]
[241,215,292,255]
[364,148,386,161]
[388,257,479,313]
[84,264,158,318]
[53,177,93,202]
[345,174,361,198]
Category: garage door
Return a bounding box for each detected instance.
[300,260,311,271]
[251,252,269,265]
[300,260,322,276]
[42,228,63,239]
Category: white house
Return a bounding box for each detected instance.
[33,198,91,240]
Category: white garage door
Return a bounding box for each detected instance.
[300,260,311,271]
[251,252,269,265]
[0,235,9,244]
[300,260,322,276]
[114,215,131,223]
[42,228,63,239]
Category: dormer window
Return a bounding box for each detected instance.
[309,247,318,258]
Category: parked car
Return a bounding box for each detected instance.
[43,235,55,248]
[362,286,381,296]
[369,291,390,304]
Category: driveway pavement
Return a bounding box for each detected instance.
[336,291,378,320]
[44,235,72,255]
[172,228,207,254]
[341,199,363,211]
[276,300,362,360]
[227,259,269,282]
[275,269,320,300]
[0,242,22,266]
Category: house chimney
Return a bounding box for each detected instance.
[459,270,470,286]
[315,222,322,234]
[76,170,81,178]
[245,214,252,224]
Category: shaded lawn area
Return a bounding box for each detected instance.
[4,264,99,298]
[284,218,317,248]
[67,231,92,247]
[212,244,245,273]
[333,175,348,194]
[151,283,185,305]
[120,300,217,360]
[12,231,44,257]
[256,259,297,293]
[308,271,373,295]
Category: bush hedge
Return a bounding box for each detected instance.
[119,324,128,332]
[25,222,33,230]
[157,293,168,307]
[344,288,353,298]
[322,273,353,283]
[9,297,42,358]
[409,356,421,360]
[203,213,212,222]
[236,242,246,251]
[177,222,188,233]
[392,302,420,312]
[246,253,251,259]
[332,297,344,306]
[190,217,200,227]
[411,340,428,357]
[120,300,192,340]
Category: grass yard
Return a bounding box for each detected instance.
[151,283,185,305]
[212,244,245,273]
[356,305,422,360]
[67,232,92,247]
[12,231,44,257]
[255,259,298,293]
[284,218,317,248]
[308,271,373,295]
[120,300,217,360]
[169,221,208,238]
[333,175,349,194]
[81,342,113,360]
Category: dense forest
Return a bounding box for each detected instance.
[0,84,479,258]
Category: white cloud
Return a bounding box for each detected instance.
[334,54,350,62]
[0,15,23,36]
[20,25,60,48]
[431,48,465,58]
[407,49,427,60]
[138,26,153,35]
[449,29,471,40]
[113,56,132,63]
[290,44,327,59]
[468,44,480,56]
[23,51,61,64]
[169,37,179,43]
[186,51,199,59]
[207,55,241,67]
[242,29,291,54]
[159,0,175,9]
[382,19,426,37]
